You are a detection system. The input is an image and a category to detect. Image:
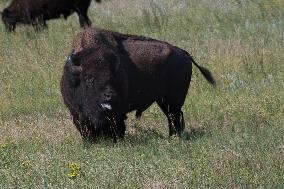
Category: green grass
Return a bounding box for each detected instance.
[0,0,284,188]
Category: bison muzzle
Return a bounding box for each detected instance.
[60,28,215,143]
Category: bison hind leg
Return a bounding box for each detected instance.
[5,23,16,32]
[79,14,91,28]
[156,99,185,137]
[32,16,47,32]
[74,6,92,28]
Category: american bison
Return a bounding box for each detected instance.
[61,28,215,143]
[0,0,101,32]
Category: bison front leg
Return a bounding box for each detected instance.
[72,115,95,143]
[115,118,126,139]
[106,116,126,142]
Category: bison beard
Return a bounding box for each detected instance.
[61,28,215,143]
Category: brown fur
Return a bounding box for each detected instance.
[61,27,215,143]
[1,0,101,32]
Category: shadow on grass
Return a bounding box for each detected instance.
[81,125,211,148]
[125,127,165,143]
[124,126,211,146]
[80,127,166,148]
[182,128,211,141]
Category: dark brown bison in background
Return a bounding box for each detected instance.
[61,28,215,143]
[0,0,101,32]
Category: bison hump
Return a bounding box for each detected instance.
[72,28,118,53]
[122,39,171,72]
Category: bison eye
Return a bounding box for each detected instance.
[84,75,95,86]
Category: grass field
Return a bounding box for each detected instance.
[0,0,284,188]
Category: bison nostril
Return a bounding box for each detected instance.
[104,94,111,100]
[104,92,116,101]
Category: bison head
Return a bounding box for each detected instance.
[66,46,127,138]
[1,9,16,32]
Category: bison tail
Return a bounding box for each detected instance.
[190,57,216,87]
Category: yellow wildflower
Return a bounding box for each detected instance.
[223,79,230,86]
[0,144,7,148]
[69,163,81,171]
[66,162,82,179]
[21,160,30,168]
[67,172,81,179]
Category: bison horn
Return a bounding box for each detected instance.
[67,55,73,64]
